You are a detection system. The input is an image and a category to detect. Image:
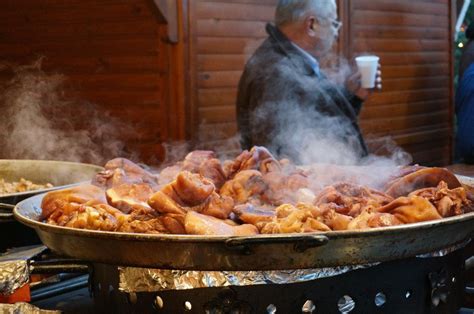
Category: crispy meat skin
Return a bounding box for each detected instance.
[314,183,393,217]
[347,210,402,230]
[225,146,277,178]
[220,170,268,204]
[377,195,442,223]
[92,158,159,189]
[261,203,331,234]
[233,203,275,226]
[106,183,155,214]
[41,184,107,220]
[184,211,258,236]
[149,171,233,220]
[384,167,462,198]
[409,181,473,217]
[198,158,227,189]
[262,170,309,205]
[182,151,216,172]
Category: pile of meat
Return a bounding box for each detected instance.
[40,147,474,236]
[0,178,53,195]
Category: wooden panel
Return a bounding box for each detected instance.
[196,2,274,20]
[0,0,175,164]
[376,52,449,66]
[198,88,237,107]
[191,0,276,143]
[360,100,449,119]
[197,20,268,37]
[351,0,453,164]
[197,37,265,54]
[359,110,450,134]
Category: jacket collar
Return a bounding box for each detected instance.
[265,23,318,77]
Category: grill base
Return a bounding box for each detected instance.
[91,248,466,314]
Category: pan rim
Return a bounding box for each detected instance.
[13,193,474,243]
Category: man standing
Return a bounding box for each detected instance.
[236,0,378,163]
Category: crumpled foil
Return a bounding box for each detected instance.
[0,260,29,296]
[119,264,376,293]
[119,241,470,293]
[0,302,60,314]
[416,239,470,258]
[0,246,47,295]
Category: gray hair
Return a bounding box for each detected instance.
[275,0,334,27]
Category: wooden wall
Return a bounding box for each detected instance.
[189,0,277,153]
[0,0,186,164]
[345,0,454,166]
[189,0,455,165]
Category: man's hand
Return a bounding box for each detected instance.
[346,64,382,101]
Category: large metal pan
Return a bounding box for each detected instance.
[13,176,474,270]
[0,159,103,205]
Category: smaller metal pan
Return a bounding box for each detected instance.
[0,160,102,251]
[0,159,103,205]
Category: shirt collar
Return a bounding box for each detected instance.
[265,23,319,77]
[290,42,321,77]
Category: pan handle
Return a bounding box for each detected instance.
[0,203,15,221]
[0,203,15,210]
[225,234,329,255]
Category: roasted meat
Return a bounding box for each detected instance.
[233,203,276,226]
[347,210,402,230]
[159,151,227,188]
[41,183,107,220]
[409,181,473,217]
[41,146,473,236]
[314,183,393,217]
[182,150,217,172]
[92,158,159,189]
[377,195,442,223]
[385,167,462,198]
[262,170,310,205]
[220,170,268,204]
[184,211,258,236]
[149,171,233,220]
[261,203,331,234]
[198,158,227,189]
[225,146,278,178]
[106,183,155,214]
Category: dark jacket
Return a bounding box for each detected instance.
[455,63,474,163]
[236,24,368,162]
[460,40,474,80]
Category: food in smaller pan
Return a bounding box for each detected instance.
[0,178,53,196]
[39,147,474,236]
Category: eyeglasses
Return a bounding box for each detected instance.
[315,16,342,32]
[328,18,342,32]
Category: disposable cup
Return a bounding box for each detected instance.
[355,55,379,88]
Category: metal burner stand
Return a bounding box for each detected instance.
[90,248,466,314]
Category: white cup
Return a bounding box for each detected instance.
[355,55,379,89]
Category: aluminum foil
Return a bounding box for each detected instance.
[0,260,29,295]
[0,302,60,314]
[416,239,470,258]
[0,246,47,295]
[119,264,376,293]
[119,241,469,293]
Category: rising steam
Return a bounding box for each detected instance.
[246,51,412,190]
[0,59,132,165]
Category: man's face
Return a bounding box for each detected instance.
[309,1,339,56]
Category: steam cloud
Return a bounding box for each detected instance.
[248,53,412,190]
[0,59,132,165]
